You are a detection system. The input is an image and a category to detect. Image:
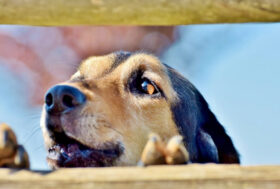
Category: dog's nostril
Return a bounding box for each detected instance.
[45,85,86,114]
[62,94,74,108]
[45,93,53,107]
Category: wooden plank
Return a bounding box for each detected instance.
[0,164,279,189]
[0,0,280,26]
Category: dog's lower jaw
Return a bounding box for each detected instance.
[47,143,123,168]
[45,130,124,168]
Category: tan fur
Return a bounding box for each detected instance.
[41,52,180,166]
[139,134,189,166]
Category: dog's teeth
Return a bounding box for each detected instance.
[49,145,60,152]
[48,149,59,160]
[47,145,62,160]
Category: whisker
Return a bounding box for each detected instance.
[23,126,41,145]
[103,124,123,136]
[32,144,45,152]
[80,114,131,140]
[102,124,135,141]
[25,114,41,120]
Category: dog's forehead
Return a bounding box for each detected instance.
[75,52,165,80]
[77,52,131,79]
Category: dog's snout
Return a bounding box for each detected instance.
[45,85,86,114]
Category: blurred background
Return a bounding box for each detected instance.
[0,25,279,170]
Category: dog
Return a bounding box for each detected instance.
[40,51,240,169]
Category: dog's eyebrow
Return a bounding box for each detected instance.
[70,76,97,89]
[102,51,132,77]
[112,51,132,69]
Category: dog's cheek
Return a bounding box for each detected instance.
[61,115,121,148]
[141,101,180,140]
[116,130,149,166]
[114,99,179,165]
[111,113,151,166]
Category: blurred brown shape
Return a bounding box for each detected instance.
[139,133,189,166]
[0,123,30,169]
[0,26,176,105]
[61,26,175,57]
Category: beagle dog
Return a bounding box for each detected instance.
[40,51,240,168]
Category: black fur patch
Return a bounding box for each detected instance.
[112,51,132,69]
[165,64,240,163]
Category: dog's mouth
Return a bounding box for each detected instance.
[47,131,123,168]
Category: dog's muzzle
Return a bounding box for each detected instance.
[43,85,123,168]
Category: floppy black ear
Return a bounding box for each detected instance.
[196,129,219,163]
[165,65,240,164]
[198,105,240,163]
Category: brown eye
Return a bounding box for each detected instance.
[141,80,155,95]
[128,70,162,97]
[140,79,159,95]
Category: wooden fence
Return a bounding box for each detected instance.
[0,0,280,25]
[0,1,279,189]
[0,164,279,189]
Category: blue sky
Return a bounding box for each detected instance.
[0,24,279,169]
[163,24,280,165]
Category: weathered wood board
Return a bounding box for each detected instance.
[0,0,280,25]
[0,164,279,189]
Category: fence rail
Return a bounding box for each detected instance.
[0,164,279,189]
[0,0,280,25]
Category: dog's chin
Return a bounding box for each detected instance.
[46,131,123,168]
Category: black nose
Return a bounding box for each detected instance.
[44,85,86,114]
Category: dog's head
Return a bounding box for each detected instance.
[41,51,239,168]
